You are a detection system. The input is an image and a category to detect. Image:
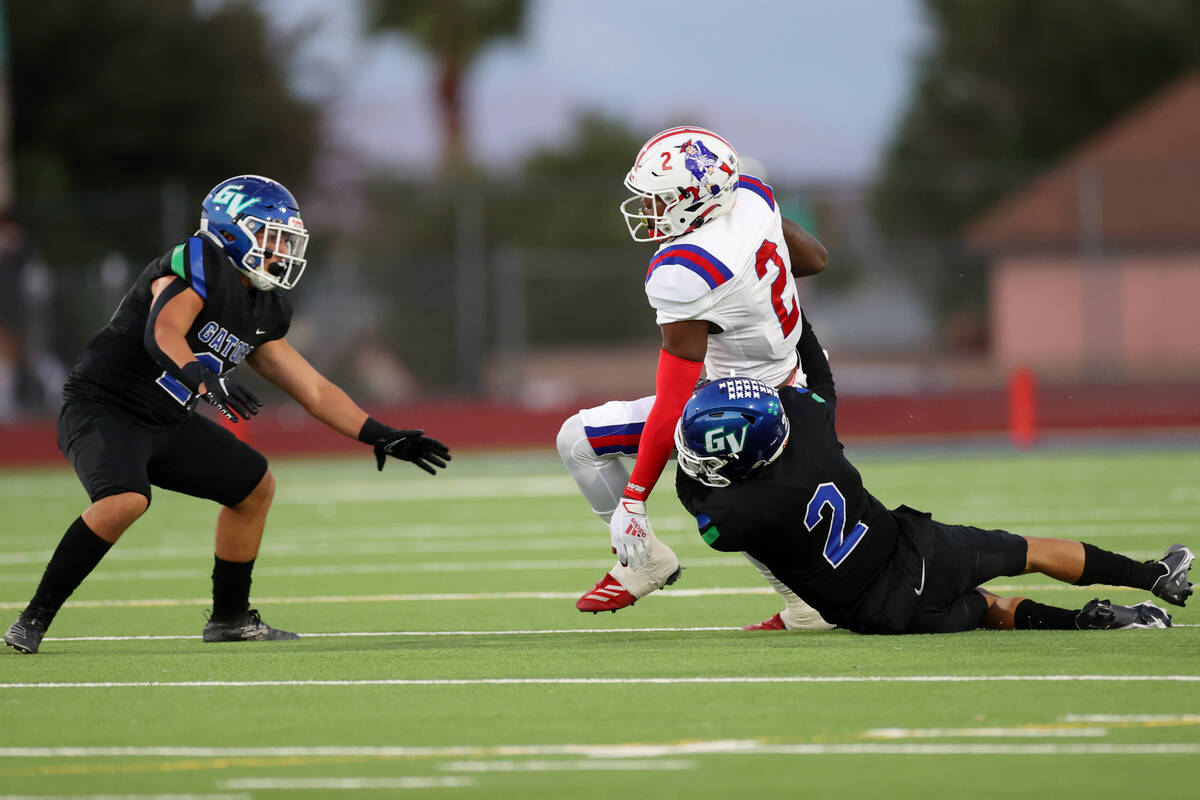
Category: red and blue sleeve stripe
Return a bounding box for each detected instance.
[645,244,733,290]
[584,421,644,456]
[738,175,775,210]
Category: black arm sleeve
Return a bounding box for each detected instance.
[143,278,201,390]
[797,309,836,410]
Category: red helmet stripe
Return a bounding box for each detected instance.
[635,127,737,166]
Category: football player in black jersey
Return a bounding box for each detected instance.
[672,319,1193,634]
[4,175,451,654]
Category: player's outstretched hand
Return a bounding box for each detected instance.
[609,496,652,570]
[373,429,451,475]
[201,371,262,422]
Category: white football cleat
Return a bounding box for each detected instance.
[577,536,682,613]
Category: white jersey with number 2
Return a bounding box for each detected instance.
[643,175,804,388]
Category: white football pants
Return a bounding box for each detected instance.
[556,396,832,628]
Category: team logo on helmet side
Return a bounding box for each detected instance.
[703,423,748,455]
[678,138,735,201]
[211,184,261,217]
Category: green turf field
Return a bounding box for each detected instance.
[1,445,1197,799]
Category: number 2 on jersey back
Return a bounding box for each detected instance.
[754,239,799,337]
[804,482,869,568]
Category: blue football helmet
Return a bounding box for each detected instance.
[199,175,309,291]
[674,377,790,487]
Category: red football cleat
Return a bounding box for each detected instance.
[742,612,787,631]
[576,572,637,613]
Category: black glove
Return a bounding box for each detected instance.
[373,428,451,475]
[200,369,262,422]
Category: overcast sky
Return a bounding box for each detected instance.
[261,0,928,180]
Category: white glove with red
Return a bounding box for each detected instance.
[609,496,653,570]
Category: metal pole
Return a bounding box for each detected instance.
[493,245,526,401]
[454,189,486,393]
[1077,166,1120,374]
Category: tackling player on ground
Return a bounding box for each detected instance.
[557,127,832,628]
[4,175,450,655]
[673,361,1194,634]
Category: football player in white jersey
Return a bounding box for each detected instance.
[557,126,833,629]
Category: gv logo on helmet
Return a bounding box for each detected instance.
[213,184,261,217]
[704,425,748,455]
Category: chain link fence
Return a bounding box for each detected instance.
[5,163,1198,420]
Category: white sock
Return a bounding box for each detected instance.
[743,553,835,630]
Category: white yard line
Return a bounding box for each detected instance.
[437,759,694,772]
[0,517,675,564]
[3,582,1175,611]
[0,675,1197,690]
[0,545,1168,580]
[220,777,473,790]
[0,531,1181,570]
[0,519,615,550]
[0,795,250,800]
[866,727,1111,739]
[867,715,1200,740]
[0,587,780,610]
[0,556,751,583]
[5,509,1194,552]
[37,622,1197,643]
[739,743,1200,753]
[1063,714,1200,723]
[1,741,1198,760]
[47,626,742,642]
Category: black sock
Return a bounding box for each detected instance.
[1013,599,1079,630]
[211,556,255,619]
[1074,542,1165,590]
[27,516,113,623]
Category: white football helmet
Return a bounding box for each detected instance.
[620,126,740,242]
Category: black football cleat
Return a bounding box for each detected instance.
[202,609,300,642]
[5,607,54,654]
[1150,544,1194,607]
[1075,598,1172,630]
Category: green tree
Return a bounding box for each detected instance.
[495,113,651,347]
[497,112,644,248]
[346,113,647,387]
[366,0,525,174]
[872,0,1200,343]
[9,0,320,259]
[877,0,1200,237]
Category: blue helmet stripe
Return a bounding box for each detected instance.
[187,237,208,299]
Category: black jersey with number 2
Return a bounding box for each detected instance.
[676,386,932,633]
[64,235,292,426]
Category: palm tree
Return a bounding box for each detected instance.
[367,0,525,175]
